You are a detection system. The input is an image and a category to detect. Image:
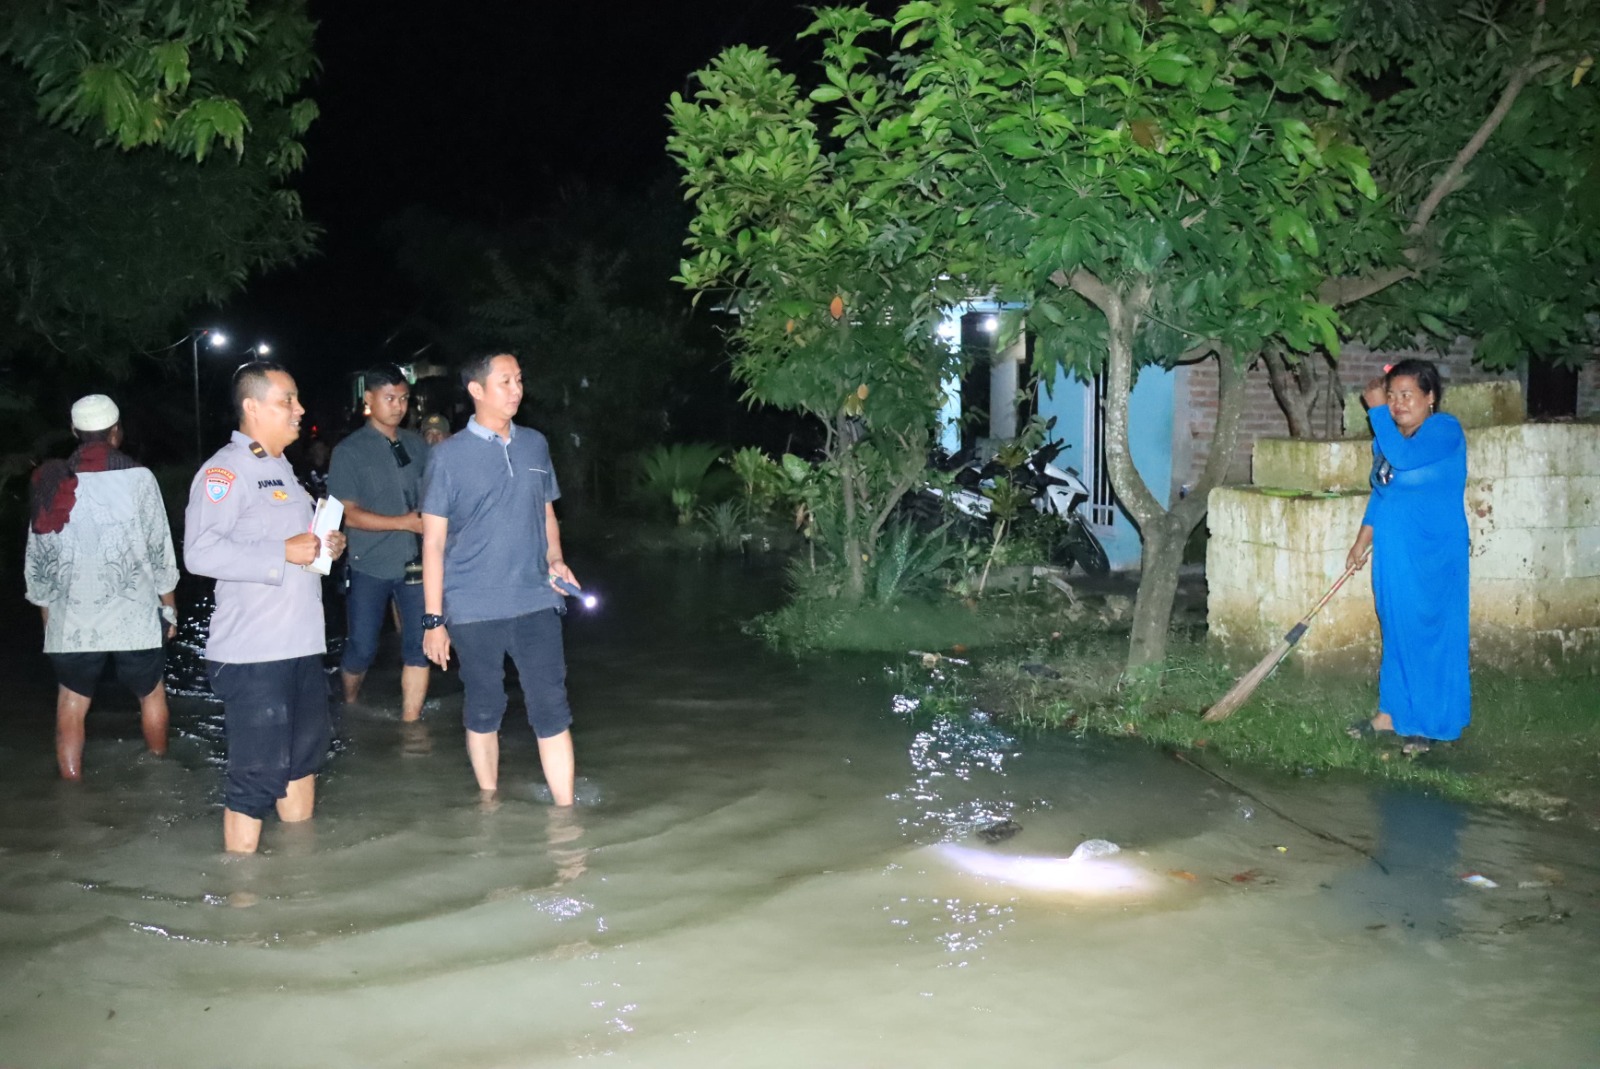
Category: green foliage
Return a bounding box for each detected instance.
[0,1,320,366]
[1334,0,1600,368]
[871,518,963,605]
[984,634,1596,816]
[3,0,317,166]
[792,0,1381,376]
[637,442,726,523]
[727,446,783,515]
[674,0,1598,658]
[671,0,1382,642]
[668,35,970,599]
[699,499,747,551]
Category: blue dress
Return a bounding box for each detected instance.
[1362,408,1471,740]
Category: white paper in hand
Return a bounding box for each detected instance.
[307,496,344,575]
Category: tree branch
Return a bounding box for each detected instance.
[1176,338,1221,363]
[1408,55,1563,238]
[1049,267,1114,314]
[1318,39,1564,310]
[1099,279,1164,527]
[1318,264,1416,308]
[1172,350,1245,530]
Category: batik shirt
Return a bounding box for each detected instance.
[25,466,179,653]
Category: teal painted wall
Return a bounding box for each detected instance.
[1038,365,1176,571]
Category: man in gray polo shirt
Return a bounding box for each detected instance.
[420,351,579,804]
[185,361,347,854]
[328,363,431,720]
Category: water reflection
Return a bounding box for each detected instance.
[892,710,1024,841]
[1328,790,1468,939]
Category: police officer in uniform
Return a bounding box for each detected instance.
[184,361,346,854]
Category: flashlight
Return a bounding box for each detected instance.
[550,573,598,609]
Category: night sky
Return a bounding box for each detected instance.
[222,0,831,380]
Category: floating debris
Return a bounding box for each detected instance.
[976,819,1022,844]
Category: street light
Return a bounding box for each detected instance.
[192,329,227,464]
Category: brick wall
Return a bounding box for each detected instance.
[1175,342,1521,490]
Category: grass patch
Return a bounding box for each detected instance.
[980,631,1599,818]
[747,586,1123,655]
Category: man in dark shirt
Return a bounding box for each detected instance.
[327,364,432,720]
[420,352,579,804]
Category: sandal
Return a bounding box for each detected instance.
[1346,718,1395,741]
[1400,735,1433,756]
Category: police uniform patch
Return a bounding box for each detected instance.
[272,490,289,500]
[205,467,236,502]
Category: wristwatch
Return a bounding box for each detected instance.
[422,613,446,630]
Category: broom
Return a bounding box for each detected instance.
[1202,549,1370,723]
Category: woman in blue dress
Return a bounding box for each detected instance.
[1345,358,1471,754]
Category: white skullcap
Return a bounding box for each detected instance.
[70,394,120,432]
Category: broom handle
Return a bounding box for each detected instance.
[1282,548,1370,647]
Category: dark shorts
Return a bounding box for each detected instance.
[342,570,428,673]
[449,610,573,738]
[49,648,165,700]
[207,656,331,819]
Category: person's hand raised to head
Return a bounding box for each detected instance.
[1362,375,1388,410]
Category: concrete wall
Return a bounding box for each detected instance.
[1208,383,1600,673]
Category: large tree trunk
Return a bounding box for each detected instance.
[1104,315,1246,670]
[1095,278,1175,668]
[1126,513,1187,667]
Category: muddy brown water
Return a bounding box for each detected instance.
[1,559,1596,1067]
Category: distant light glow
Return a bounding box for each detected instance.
[256,342,271,355]
[208,330,228,348]
[980,316,998,333]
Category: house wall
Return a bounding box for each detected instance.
[1038,365,1176,571]
[1175,342,1526,490]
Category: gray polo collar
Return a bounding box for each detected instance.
[466,416,516,444]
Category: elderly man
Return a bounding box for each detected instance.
[420,351,580,804]
[184,362,346,854]
[327,363,431,719]
[25,394,179,780]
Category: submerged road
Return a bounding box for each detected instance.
[0,557,1596,1067]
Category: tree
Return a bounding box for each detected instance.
[0,0,320,365]
[674,1,1381,661]
[1264,1,1600,432]
[669,40,969,600]
[1329,1,1599,361]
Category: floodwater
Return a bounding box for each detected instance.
[1,559,1597,1068]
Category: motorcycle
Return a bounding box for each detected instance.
[901,440,1111,576]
